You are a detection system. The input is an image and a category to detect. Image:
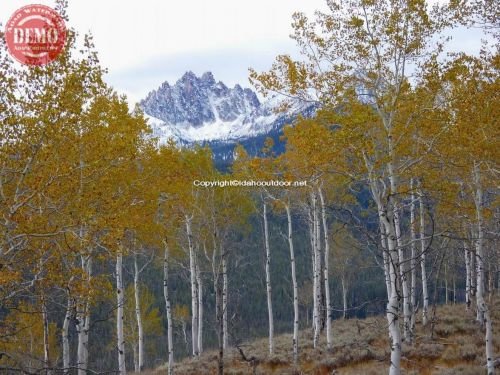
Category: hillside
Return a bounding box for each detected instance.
[147,300,500,375]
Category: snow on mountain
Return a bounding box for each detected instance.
[140,71,312,146]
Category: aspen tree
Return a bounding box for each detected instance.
[440,53,498,374]
[250,2,449,371]
[233,142,278,355]
[280,119,340,350]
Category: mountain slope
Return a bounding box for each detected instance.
[140,72,315,161]
[145,300,500,375]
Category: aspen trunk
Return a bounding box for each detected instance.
[462,184,473,310]
[42,297,51,375]
[472,163,495,375]
[488,261,493,303]
[76,151,89,375]
[197,262,203,354]
[341,275,347,320]
[465,235,472,310]
[389,173,411,343]
[116,251,127,375]
[186,217,199,356]
[181,322,188,348]
[386,150,403,374]
[222,255,229,350]
[76,306,90,375]
[215,272,224,375]
[77,257,91,375]
[263,201,274,355]
[366,161,402,375]
[133,255,144,372]
[308,209,317,332]
[380,222,392,298]
[133,345,138,373]
[163,241,174,375]
[445,262,449,305]
[418,190,429,326]
[315,198,323,330]
[62,294,73,374]
[471,242,476,297]
[311,192,322,349]
[383,214,402,375]
[497,261,500,296]
[318,188,332,349]
[497,262,500,296]
[285,204,299,364]
[409,185,417,343]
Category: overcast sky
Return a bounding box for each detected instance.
[1,0,486,105]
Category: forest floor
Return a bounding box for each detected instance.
[146,298,500,374]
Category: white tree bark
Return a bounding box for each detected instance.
[222,255,229,350]
[196,262,203,354]
[215,272,224,375]
[409,182,417,344]
[445,262,449,305]
[371,179,403,375]
[388,167,411,344]
[384,214,402,375]
[461,184,473,310]
[418,189,429,326]
[163,241,174,375]
[364,154,402,375]
[42,296,51,374]
[341,275,348,320]
[132,345,138,373]
[318,187,332,349]
[133,255,144,372]
[311,192,321,349]
[116,250,127,375]
[465,232,472,310]
[76,146,90,375]
[488,260,493,303]
[315,196,323,329]
[472,162,495,375]
[471,241,476,297]
[497,261,500,297]
[185,216,199,357]
[263,201,274,355]
[76,257,91,375]
[380,222,392,299]
[308,209,317,332]
[62,293,73,374]
[285,204,299,364]
[76,306,90,375]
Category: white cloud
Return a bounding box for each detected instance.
[1,0,328,71]
[1,0,327,103]
[1,0,488,106]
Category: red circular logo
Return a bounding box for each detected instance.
[4,4,67,66]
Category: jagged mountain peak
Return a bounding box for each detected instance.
[140,72,315,154]
[200,71,215,84]
[140,71,261,128]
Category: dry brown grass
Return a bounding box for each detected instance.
[147,298,500,374]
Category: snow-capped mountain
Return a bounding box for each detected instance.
[140,71,315,164]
